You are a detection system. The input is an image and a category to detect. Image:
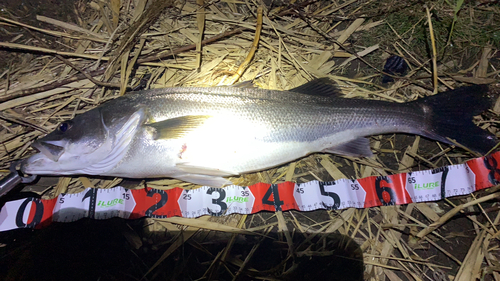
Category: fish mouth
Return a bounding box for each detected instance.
[31,140,65,162]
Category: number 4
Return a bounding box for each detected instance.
[262,185,284,211]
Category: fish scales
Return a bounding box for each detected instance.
[21,79,497,187]
[103,86,426,142]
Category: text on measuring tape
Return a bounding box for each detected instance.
[1,151,500,232]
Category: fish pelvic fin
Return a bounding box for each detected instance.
[146,115,212,139]
[175,163,236,177]
[415,85,498,155]
[175,174,233,187]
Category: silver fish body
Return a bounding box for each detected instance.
[22,80,497,186]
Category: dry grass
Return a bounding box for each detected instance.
[1,0,500,280]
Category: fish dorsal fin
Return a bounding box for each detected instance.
[230,80,256,88]
[289,78,342,97]
[323,137,373,157]
[146,115,211,139]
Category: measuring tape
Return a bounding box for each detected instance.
[1,152,499,232]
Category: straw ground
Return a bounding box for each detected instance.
[1,0,500,280]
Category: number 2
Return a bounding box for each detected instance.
[145,189,168,217]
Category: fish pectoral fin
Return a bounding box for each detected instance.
[176,174,233,188]
[323,138,373,157]
[176,163,236,177]
[146,115,211,140]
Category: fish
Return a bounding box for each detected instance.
[21,79,498,187]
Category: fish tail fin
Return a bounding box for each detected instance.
[413,85,498,154]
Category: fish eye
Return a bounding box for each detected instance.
[58,122,71,132]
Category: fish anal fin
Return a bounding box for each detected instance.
[146,115,211,139]
[323,138,373,157]
[289,78,342,97]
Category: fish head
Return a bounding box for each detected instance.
[35,110,108,160]
[23,108,115,174]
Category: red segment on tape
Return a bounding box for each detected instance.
[277,182,298,212]
[37,198,57,228]
[358,173,411,207]
[467,154,500,190]
[13,197,57,229]
[249,183,275,213]
[130,188,183,219]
